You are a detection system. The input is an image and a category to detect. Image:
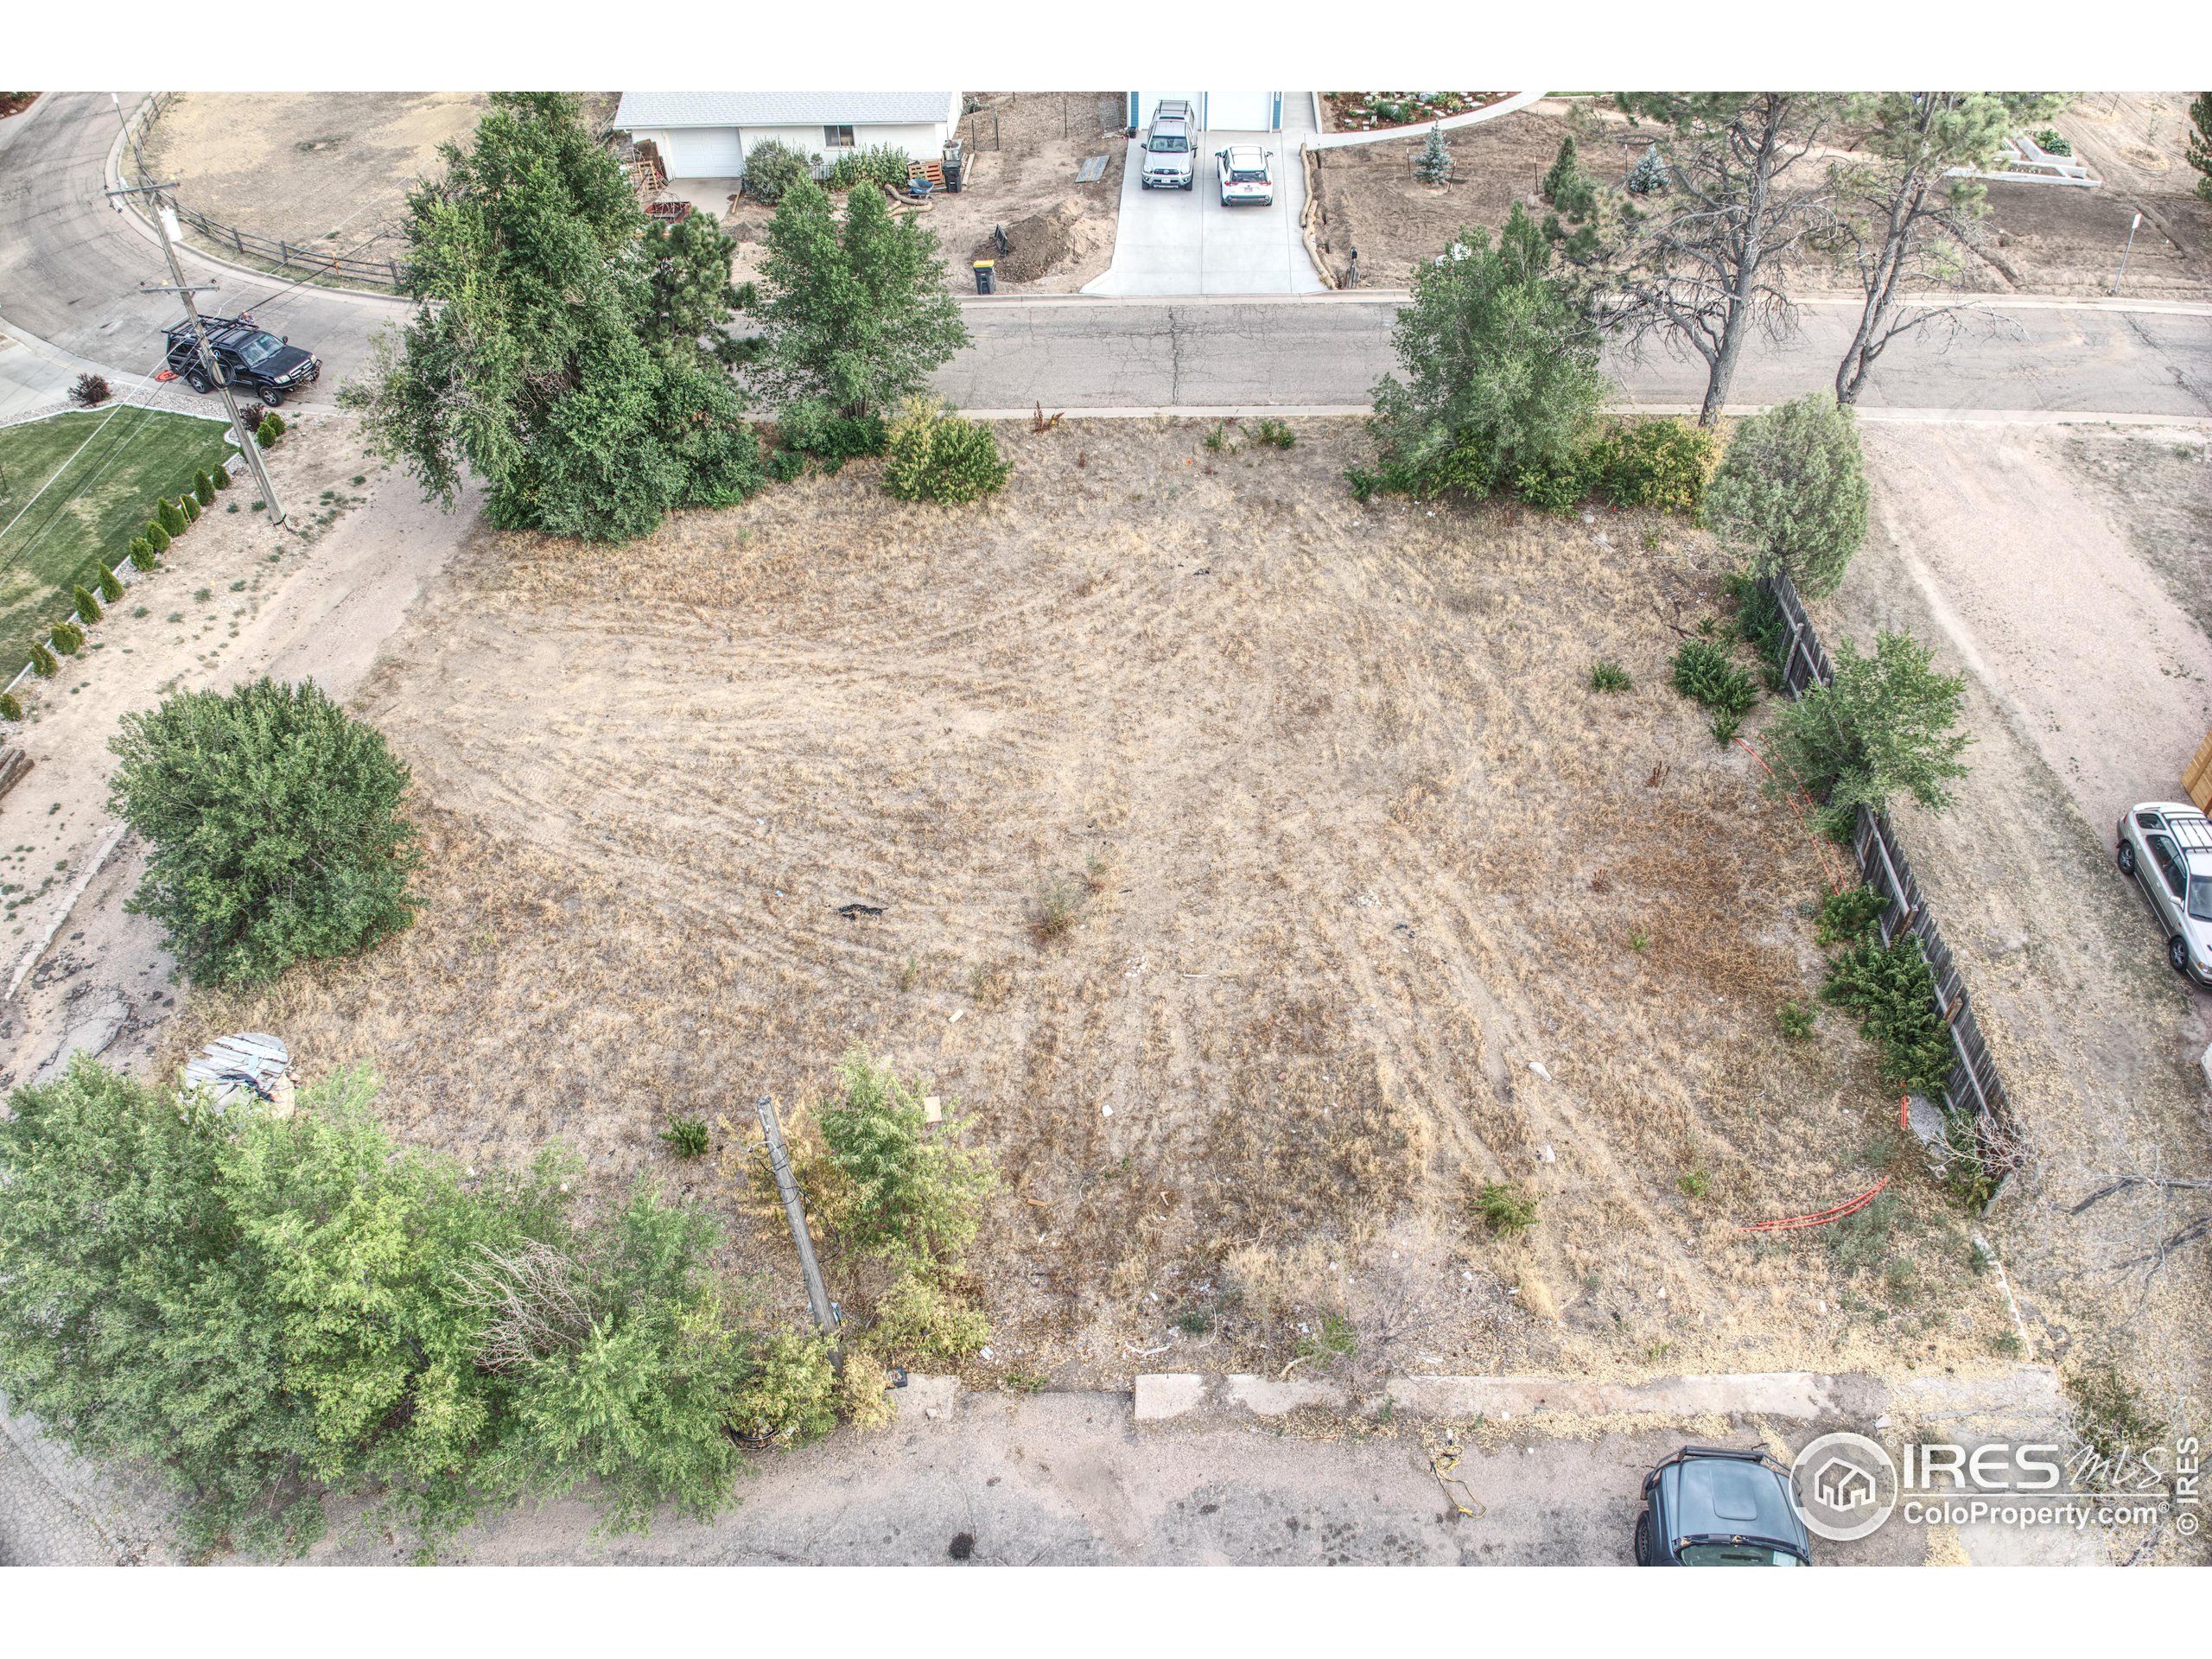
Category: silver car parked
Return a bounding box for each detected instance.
[1216,144,1274,206]
[2115,801,2212,985]
[1141,99,1195,190]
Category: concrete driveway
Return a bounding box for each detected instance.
[1085,111,1325,296]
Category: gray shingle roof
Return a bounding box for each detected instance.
[614,92,957,130]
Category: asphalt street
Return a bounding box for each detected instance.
[3,92,2208,421]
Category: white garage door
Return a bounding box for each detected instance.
[1205,92,1276,131]
[664,126,744,178]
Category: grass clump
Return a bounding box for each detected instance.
[1821,931,1952,1094]
[660,1116,711,1160]
[1669,638,1759,723]
[1590,658,1631,692]
[1475,1179,1540,1236]
[2065,1361,2165,1461]
[1250,418,1295,449]
[1777,999,1816,1041]
[1029,879,1082,947]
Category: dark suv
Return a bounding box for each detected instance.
[1635,1446,1812,1566]
[162,315,320,406]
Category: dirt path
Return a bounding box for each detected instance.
[1823,422,2212,1430]
[0,413,475,1095]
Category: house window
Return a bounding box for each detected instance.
[823,124,855,149]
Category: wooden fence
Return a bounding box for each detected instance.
[121,94,406,295]
[1762,569,2013,1145]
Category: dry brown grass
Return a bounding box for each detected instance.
[162,419,2015,1386]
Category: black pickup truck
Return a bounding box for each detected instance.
[162,315,320,405]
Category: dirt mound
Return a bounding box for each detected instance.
[969,198,1090,284]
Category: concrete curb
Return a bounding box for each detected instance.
[1132,1365,2068,1428]
[1307,92,1547,152]
[961,404,2212,429]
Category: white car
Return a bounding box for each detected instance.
[2116,802,2212,985]
[1216,145,1274,207]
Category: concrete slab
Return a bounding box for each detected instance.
[1384,1371,1856,1421]
[1133,1373,1207,1421]
[1084,95,1325,298]
[0,334,77,421]
[893,1372,960,1422]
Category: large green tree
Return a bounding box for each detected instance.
[0,1061,825,1556]
[1768,628,1971,819]
[753,180,969,420]
[1703,391,1870,600]
[343,92,762,543]
[109,677,420,987]
[1363,202,1607,498]
[2189,94,2212,205]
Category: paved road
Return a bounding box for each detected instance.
[3,92,2208,422]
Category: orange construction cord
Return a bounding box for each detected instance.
[1734,734,1851,895]
[1736,1096,1912,1233]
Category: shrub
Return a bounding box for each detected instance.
[97,564,125,603]
[864,1268,989,1363]
[742,137,819,205]
[29,640,57,677]
[107,677,422,986]
[1669,639,1758,720]
[194,470,215,506]
[128,538,157,571]
[1723,573,1790,689]
[2032,128,2071,157]
[1250,418,1295,449]
[0,692,20,721]
[1476,1180,1539,1235]
[1204,423,1230,454]
[779,401,887,461]
[51,620,83,655]
[2065,1360,2164,1462]
[725,1330,839,1444]
[1816,885,1890,945]
[255,413,283,448]
[68,372,110,407]
[825,143,912,192]
[1589,417,1716,512]
[1539,135,1580,205]
[1821,931,1954,1093]
[181,493,200,524]
[1777,999,1816,1040]
[817,1051,995,1265]
[212,463,232,490]
[73,585,103,625]
[1512,447,1592,512]
[1764,628,1969,819]
[836,1348,898,1431]
[1704,391,1869,600]
[660,1116,710,1160]
[766,448,805,483]
[882,397,1008,505]
[1677,1166,1711,1199]
[156,498,187,537]
[145,521,171,555]
[1590,659,1632,692]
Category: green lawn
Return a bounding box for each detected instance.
[0,407,235,677]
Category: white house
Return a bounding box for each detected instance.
[614,92,963,180]
[1128,92,1285,132]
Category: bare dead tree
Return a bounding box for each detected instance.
[449,1237,601,1370]
[1824,92,2065,404]
[1601,94,1847,426]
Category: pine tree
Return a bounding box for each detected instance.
[145,522,171,556]
[212,463,232,490]
[1540,135,1580,204]
[1625,143,1667,194]
[181,493,200,524]
[29,640,57,677]
[157,499,186,537]
[194,470,214,506]
[1703,391,1870,598]
[1414,124,1452,187]
[73,585,102,625]
[98,564,125,603]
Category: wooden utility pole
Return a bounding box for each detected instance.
[756,1094,837,1333]
[105,98,285,525]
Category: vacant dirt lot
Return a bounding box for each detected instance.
[1314,94,2211,297]
[158,420,2014,1393]
[140,93,491,275]
[1825,420,2212,1434]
